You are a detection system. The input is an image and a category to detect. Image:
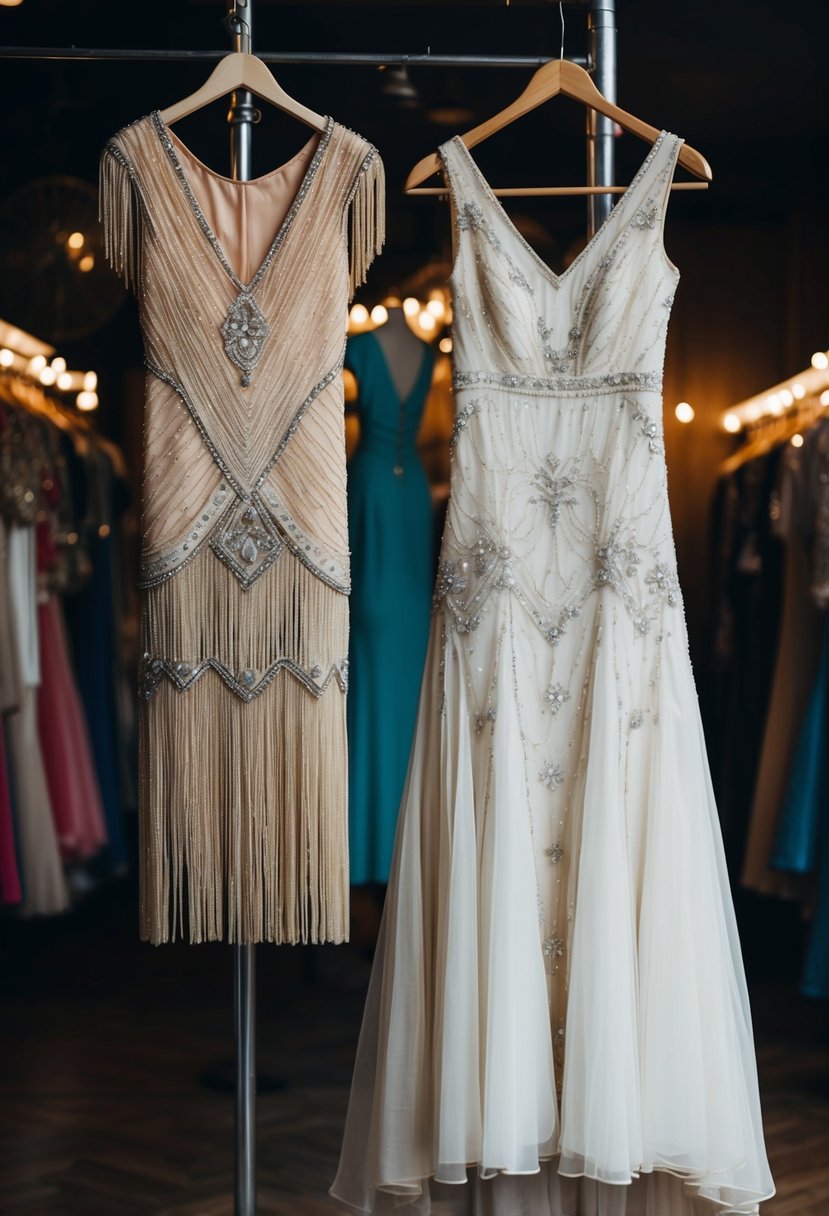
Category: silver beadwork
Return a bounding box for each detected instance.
[221,292,269,386]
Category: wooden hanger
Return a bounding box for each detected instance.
[405,58,712,196]
[160,50,327,132]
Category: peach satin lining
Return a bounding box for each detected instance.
[166,127,318,283]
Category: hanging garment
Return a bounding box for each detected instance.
[346,330,435,885]
[37,594,108,862]
[4,524,68,916]
[742,437,822,900]
[63,440,130,870]
[706,450,784,876]
[0,518,23,906]
[100,112,384,944]
[332,133,773,1216]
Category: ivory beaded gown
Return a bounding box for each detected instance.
[100,113,384,944]
[332,134,774,1215]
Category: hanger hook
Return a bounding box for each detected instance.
[226,2,252,51]
[559,1,565,60]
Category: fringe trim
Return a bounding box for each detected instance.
[139,547,349,945]
[98,141,151,292]
[348,150,386,299]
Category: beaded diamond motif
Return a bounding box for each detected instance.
[221,293,269,387]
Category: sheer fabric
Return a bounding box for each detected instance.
[332,134,774,1215]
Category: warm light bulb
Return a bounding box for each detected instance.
[791,433,804,448]
[79,254,95,272]
[765,394,782,415]
[426,299,445,319]
[745,404,762,423]
[792,382,806,400]
[675,402,695,424]
[779,388,794,407]
[29,354,46,374]
[821,391,829,407]
[57,372,73,391]
[39,366,57,386]
[723,413,742,434]
[402,297,420,317]
[0,348,13,368]
[370,304,388,325]
[76,390,99,411]
[83,370,98,391]
[418,311,436,332]
[349,304,369,325]
[67,231,85,250]
[811,351,829,370]
[439,337,453,354]
[51,356,66,374]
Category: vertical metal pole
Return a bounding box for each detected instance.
[586,0,617,237]
[228,7,257,1213]
[229,0,255,181]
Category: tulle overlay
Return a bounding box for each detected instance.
[331,131,772,1215]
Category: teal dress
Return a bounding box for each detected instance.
[346,330,434,885]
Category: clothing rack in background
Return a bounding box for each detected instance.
[0,3,617,1213]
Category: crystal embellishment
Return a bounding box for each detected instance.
[545,841,565,862]
[210,497,284,589]
[543,935,565,960]
[544,683,571,714]
[539,761,565,789]
[221,292,269,387]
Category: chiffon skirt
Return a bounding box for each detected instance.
[331,594,774,1216]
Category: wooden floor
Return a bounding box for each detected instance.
[1,881,827,1215]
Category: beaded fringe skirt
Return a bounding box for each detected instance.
[138,548,349,945]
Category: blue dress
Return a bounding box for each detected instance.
[346,330,434,885]
[772,616,829,998]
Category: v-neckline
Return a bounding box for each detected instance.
[451,130,672,290]
[152,110,334,295]
[369,330,432,406]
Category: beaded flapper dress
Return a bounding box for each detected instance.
[332,134,774,1215]
[100,113,384,944]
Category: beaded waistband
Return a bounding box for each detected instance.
[453,369,663,398]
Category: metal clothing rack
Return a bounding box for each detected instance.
[0,2,616,1213]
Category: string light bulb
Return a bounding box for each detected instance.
[723,413,742,434]
[791,433,804,448]
[83,370,98,391]
[349,304,369,326]
[370,304,388,325]
[57,372,73,391]
[51,356,66,374]
[39,366,57,386]
[779,388,794,407]
[792,382,806,399]
[418,311,436,332]
[439,337,452,353]
[811,351,829,370]
[426,299,445,319]
[28,354,46,374]
[675,402,695,424]
[402,297,420,317]
[76,390,99,411]
[0,348,14,368]
[67,231,85,250]
[821,391,829,407]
